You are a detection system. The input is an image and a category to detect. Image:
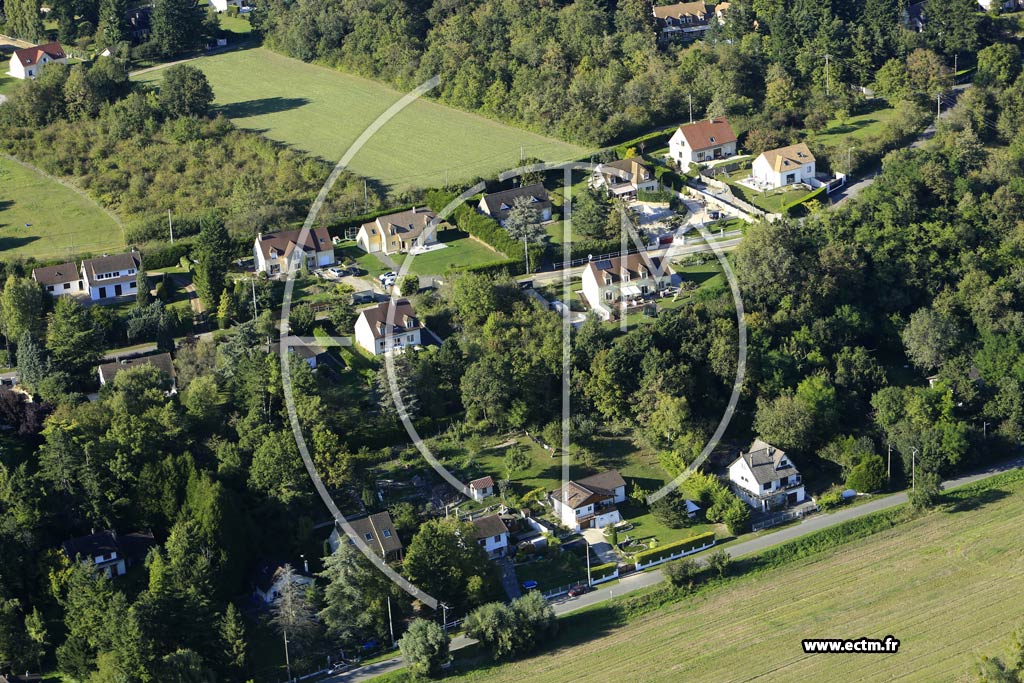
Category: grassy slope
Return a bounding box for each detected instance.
[133,48,590,189]
[391,231,506,276]
[0,156,125,261]
[430,473,1024,683]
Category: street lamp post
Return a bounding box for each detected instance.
[283,629,292,683]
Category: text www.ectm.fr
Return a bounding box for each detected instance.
[803,637,900,654]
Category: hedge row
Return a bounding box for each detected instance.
[590,562,619,581]
[782,185,827,217]
[126,212,205,244]
[427,189,544,275]
[634,531,716,565]
[612,125,678,159]
[140,240,193,269]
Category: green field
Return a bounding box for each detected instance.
[432,473,1024,683]
[811,104,898,146]
[392,230,507,276]
[0,156,125,260]
[133,48,590,189]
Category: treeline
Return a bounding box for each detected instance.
[0,60,383,248]
[249,0,987,146]
[732,57,1024,493]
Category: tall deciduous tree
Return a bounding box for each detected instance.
[398,619,448,678]
[159,63,214,117]
[1,275,45,346]
[151,0,206,57]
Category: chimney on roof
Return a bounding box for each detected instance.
[377,321,386,334]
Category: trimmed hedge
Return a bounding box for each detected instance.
[634,532,715,565]
[141,240,193,269]
[427,189,542,275]
[612,125,677,159]
[782,185,827,216]
[126,212,205,243]
[590,562,619,582]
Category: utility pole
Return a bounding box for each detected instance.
[168,209,175,244]
[283,630,292,683]
[440,602,449,636]
[586,539,592,587]
[387,595,395,647]
[937,93,942,119]
[847,146,856,175]
[688,93,693,124]
[825,54,830,97]
[363,180,368,213]
[911,447,918,490]
[887,444,892,480]
[983,421,990,438]
[954,53,958,82]
[251,278,258,319]
[524,237,530,275]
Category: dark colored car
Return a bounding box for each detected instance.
[567,584,590,597]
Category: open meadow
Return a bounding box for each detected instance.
[430,472,1024,683]
[133,48,590,190]
[0,156,125,261]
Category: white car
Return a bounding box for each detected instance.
[327,267,344,278]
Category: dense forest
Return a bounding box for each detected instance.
[252,0,987,145]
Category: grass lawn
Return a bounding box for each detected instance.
[0,156,124,260]
[728,180,812,214]
[430,470,1024,683]
[132,47,590,189]
[391,230,506,276]
[515,553,588,592]
[811,103,897,147]
[0,71,21,97]
[337,242,391,280]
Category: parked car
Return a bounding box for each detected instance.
[327,267,344,278]
[568,584,590,597]
[379,271,397,285]
[522,580,539,591]
[707,210,722,220]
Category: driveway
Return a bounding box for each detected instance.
[581,528,618,565]
[497,556,522,601]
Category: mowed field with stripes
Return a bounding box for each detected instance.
[441,474,1024,683]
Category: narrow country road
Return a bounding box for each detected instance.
[321,454,1024,683]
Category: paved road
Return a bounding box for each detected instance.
[323,454,1023,682]
[834,84,970,206]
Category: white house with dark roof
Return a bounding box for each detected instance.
[668,118,738,166]
[356,207,438,255]
[590,157,660,199]
[328,511,405,562]
[81,251,141,301]
[8,41,66,80]
[250,560,314,604]
[469,476,495,502]
[60,529,156,578]
[581,254,672,321]
[472,514,510,559]
[253,227,334,276]
[551,470,627,532]
[478,184,552,226]
[752,142,816,190]
[32,262,84,297]
[354,299,427,356]
[728,439,806,512]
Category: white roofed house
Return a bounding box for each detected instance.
[590,157,660,200]
[253,227,334,276]
[551,470,627,532]
[354,299,429,356]
[472,514,510,559]
[478,184,552,226]
[581,254,672,321]
[728,440,806,512]
[356,207,438,255]
[80,251,142,302]
[751,143,816,190]
[8,42,67,80]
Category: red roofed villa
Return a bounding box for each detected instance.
[668,117,738,167]
[8,42,67,80]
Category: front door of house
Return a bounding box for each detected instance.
[115,284,123,297]
[98,286,106,298]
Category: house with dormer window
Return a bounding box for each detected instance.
[551,470,627,532]
[253,227,335,276]
[590,157,660,199]
[81,251,142,301]
[669,118,738,166]
[354,299,430,356]
[478,183,552,226]
[652,2,712,41]
[472,514,510,559]
[728,439,806,512]
[581,254,672,321]
[752,143,816,190]
[8,41,66,80]
[356,207,438,255]
[61,529,156,578]
[32,262,84,297]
